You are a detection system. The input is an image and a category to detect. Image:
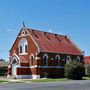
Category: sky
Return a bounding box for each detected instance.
[0,0,90,61]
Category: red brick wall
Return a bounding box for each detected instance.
[17,68,37,75]
[9,29,38,76]
[36,52,84,78]
[9,29,38,66]
[38,52,83,66]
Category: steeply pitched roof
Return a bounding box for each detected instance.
[84,56,90,64]
[26,28,83,55]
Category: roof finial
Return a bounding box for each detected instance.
[23,21,26,28]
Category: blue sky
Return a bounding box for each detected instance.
[0,0,90,60]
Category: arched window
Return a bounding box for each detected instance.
[43,54,48,66]
[76,56,81,62]
[11,56,18,64]
[12,59,17,64]
[66,55,71,64]
[30,53,34,66]
[18,38,28,54]
[55,55,60,66]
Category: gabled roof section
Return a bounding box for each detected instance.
[26,28,83,55]
[10,27,29,52]
[10,54,28,64]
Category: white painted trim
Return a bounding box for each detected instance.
[18,38,28,55]
[11,54,20,66]
[38,66,64,68]
[16,75,40,79]
[66,55,71,64]
[18,65,38,68]
[43,53,48,66]
[8,64,11,68]
[16,65,64,69]
[21,29,25,36]
[30,65,38,68]
[13,53,20,60]
[19,53,27,55]
[30,53,35,66]
[55,55,60,66]
[35,57,41,60]
[76,56,81,61]
[18,34,29,37]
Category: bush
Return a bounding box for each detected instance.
[65,61,85,80]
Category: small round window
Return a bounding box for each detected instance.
[21,30,25,36]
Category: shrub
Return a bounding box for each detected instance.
[65,61,85,80]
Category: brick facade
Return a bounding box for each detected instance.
[8,27,84,79]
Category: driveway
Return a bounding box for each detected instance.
[0,80,90,90]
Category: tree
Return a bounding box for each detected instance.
[65,61,85,80]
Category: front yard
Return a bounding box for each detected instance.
[0,77,90,83]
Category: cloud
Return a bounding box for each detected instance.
[48,29,53,33]
[6,28,14,32]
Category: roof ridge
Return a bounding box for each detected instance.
[26,28,66,37]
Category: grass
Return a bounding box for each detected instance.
[24,78,68,83]
[83,77,90,80]
[0,77,90,83]
[0,79,9,83]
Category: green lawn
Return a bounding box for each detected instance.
[24,78,68,83]
[83,77,90,80]
[0,77,90,83]
[0,80,9,83]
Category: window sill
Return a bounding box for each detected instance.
[19,53,27,55]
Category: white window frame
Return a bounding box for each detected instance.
[76,56,81,62]
[43,53,48,66]
[21,30,25,36]
[55,55,60,66]
[66,55,71,64]
[18,38,28,55]
[11,55,20,66]
[30,53,34,66]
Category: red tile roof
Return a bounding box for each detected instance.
[27,28,83,55]
[84,56,90,64]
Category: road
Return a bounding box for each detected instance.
[0,80,90,90]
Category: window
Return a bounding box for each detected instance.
[18,38,28,55]
[21,30,25,36]
[30,53,34,66]
[25,45,27,53]
[66,55,71,64]
[55,55,60,66]
[76,56,80,62]
[11,56,18,64]
[20,45,22,53]
[43,54,48,66]
[12,59,17,64]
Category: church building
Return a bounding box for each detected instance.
[8,26,84,79]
